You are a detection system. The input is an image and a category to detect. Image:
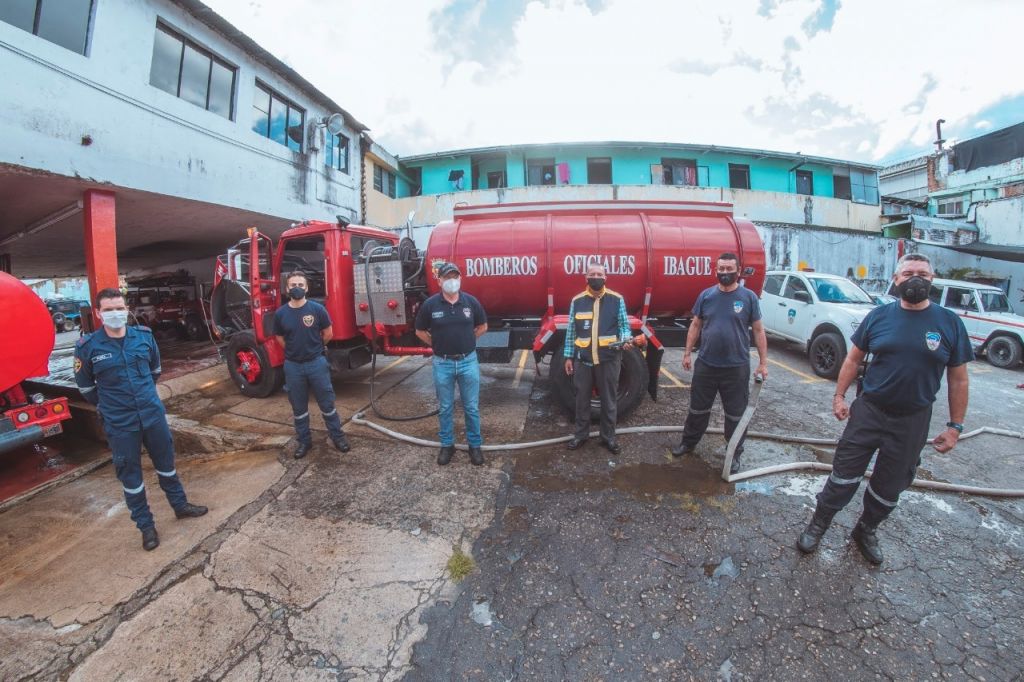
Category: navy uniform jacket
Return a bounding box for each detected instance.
[74,326,166,432]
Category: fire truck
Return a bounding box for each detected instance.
[0,272,71,454]
[209,200,766,419]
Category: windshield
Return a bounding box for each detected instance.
[979,291,1011,313]
[809,277,874,304]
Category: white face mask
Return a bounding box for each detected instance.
[442,278,461,295]
[100,310,129,329]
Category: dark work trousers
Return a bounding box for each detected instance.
[680,359,751,455]
[816,398,931,525]
[106,420,188,531]
[284,356,345,446]
[573,353,622,443]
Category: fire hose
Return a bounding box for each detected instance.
[350,383,1024,498]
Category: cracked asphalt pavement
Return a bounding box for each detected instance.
[0,340,1021,680]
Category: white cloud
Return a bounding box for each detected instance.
[202,0,1024,162]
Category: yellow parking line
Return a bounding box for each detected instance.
[660,367,689,388]
[511,350,529,388]
[765,356,825,383]
[372,355,410,377]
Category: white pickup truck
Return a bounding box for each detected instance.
[884,277,1024,369]
[760,270,876,379]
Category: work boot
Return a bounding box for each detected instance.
[174,503,209,519]
[796,505,837,554]
[851,517,884,565]
[469,446,484,466]
[294,441,312,460]
[729,455,743,476]
[670,440,695,458]
[437,445,455,466]
[602,439,621,456]
[332,433,351,453]
[566,437,587,450]
[141,526,160,551]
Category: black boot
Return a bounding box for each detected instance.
[437,445,455,466]
[851,517,884,565]
[670,440,695,458]
[294,441,312,459]
[141,526,160,551]
[796,505,837,554]
[729,454,742,475]
[566,437,587,450]
[175,502,209,519]
[468,446,484,466]
[332,433,351,453]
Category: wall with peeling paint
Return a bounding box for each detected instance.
[0,0,361,224]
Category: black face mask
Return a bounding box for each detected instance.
[717,272,738,286]
[897,276,930,304]
[288,286,306,300]
[588,277,605,291]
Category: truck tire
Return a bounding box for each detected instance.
[550,348,649,422]
[52,312,66,332]
[809,332,845,380]
[184,314,205,341]
[226,331,283,398]
[61,316,76,332]
[986,335,1023,369]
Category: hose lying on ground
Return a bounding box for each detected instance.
[349,412,1024,498]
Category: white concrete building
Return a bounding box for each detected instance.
[0,0,366,278]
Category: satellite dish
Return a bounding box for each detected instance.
[325,113,345,135]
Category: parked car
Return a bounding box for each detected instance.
[760,270,876,379]
[125,271,211,341]
[868,292,897,306]
[885,278,1024,369]
[44,297,88,333]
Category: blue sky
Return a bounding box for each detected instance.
[204,0,1023,164]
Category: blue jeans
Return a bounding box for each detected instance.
[284,356,345,446]
[431,351,482,447]
[106,419,188,531]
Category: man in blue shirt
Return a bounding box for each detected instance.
[415,262,488,466]
[75,288,207,551]
[673,253,768,474]
[797,254,972,565]
[563,262,635,455]
[273,271,350,460]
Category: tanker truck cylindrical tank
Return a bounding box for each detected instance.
[424,201,766,318]
[0,272,58,393]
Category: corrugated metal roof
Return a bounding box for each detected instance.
[170,0,368,133]
[399,141,881,171]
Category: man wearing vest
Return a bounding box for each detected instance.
[563,263,635,455]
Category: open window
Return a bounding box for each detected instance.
[280,236,326,300]
[662,158,698,186]
[587,157,612,184]
[796,170,814,195]
[945,286,978,312]
[527,158,556,186]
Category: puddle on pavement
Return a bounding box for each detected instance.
[513,449,731,500]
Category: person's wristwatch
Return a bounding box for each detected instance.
[946,421,964,433]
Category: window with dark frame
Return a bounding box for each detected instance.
[373,164,396,198]
[149,23,235,119]
[833,175,852,200]
[661,158,698,186]
[527,158,556,186]
[796,170,814,195]
[763,274,784,296]
[251,82,304,151]
[586,157,612,184]
[486,171,507,189]
[728,163,751,190]
[324,131,349,173]
[1,0,94,55]
[849,169,879,204]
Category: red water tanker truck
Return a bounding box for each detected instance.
[0,272,71,454]
[210,200,766,419]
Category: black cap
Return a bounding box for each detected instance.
[437,262,461,277]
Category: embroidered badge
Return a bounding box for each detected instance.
[463,307,471,318]
[302,314,315,327]
[787,309,796,324]
[92,353,113,363]
[74,357,82,373]
[583,320,591,330]
[733,301,744,314]
[431,311,444,319]
[925,331,941,351]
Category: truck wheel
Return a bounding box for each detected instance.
[550,349,649,422]
[184,314,205,341]
[986,336,1022,369]
[809,332,845,380]
[226,331,283,398]
[52,312,66,332]
[61,317,76,332]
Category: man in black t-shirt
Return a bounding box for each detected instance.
[273,271,350,459]
[414,262,488,466]
[797,254,973,565]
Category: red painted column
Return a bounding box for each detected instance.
[83,189,119,307]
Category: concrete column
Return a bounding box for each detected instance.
[83,189,119,307]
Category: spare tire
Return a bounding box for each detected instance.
[551,346,649,422]
[52,311,66,332]
[226,330,283,398]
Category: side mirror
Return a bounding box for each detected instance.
[794,290,812,304]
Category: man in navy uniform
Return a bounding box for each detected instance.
[273,270,351,460]
[75,288,207,551]
[415,262,488,466]
[796,253,972,565]
[563,262,634,455]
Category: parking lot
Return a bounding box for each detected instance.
[0,338,1022,680]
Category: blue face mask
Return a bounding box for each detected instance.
[100,310,129,329]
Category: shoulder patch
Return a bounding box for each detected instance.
[75,334,92,347]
